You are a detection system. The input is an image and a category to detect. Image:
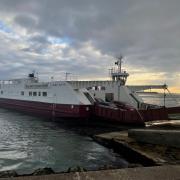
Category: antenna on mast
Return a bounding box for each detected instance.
[115,54,123,73]
[65,72,71,81]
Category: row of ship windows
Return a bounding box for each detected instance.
[24,91,47,97]
[1,90,47,97]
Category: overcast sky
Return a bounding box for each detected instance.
[0,0,179,92]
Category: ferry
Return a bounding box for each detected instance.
[0,56,178,123]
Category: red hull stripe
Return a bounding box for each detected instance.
[0,98,91,119]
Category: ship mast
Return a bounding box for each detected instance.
[110,55,129,85]
[116,55,123,73]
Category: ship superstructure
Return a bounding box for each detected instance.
[68,56,166,110]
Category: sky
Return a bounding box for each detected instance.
[0,0,179,93]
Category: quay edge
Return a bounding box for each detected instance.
[0,165,179,180]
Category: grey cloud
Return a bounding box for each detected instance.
[29,34,49,44]
[14,14,38,29]
[21,45,46,54]
[21,34,50,54]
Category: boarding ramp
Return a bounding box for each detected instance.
[127,85,167,92]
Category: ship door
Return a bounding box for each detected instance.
[105,93,114,102]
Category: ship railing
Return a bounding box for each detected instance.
[0,78,30,85]
[110,67,127,74]
[127,84,168,92]
[67,80,120,89]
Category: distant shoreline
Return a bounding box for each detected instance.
[137,92,158,94]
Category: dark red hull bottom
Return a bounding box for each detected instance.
[1,98,178,125]
[167,106,180,114]
[94,104,145,125]
[0,98,92,120]
[93,104,179,125]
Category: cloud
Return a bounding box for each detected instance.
[14,14,38,29]
[0,0,179,92]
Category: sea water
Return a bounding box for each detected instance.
[0,108,128,174]
[140,93,180,107]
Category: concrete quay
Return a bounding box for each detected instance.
[1,165,179,180]
[94,120,180,166]
[146,120,180,129]
[128,129,180,148]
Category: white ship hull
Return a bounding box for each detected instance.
[0,78,93,119]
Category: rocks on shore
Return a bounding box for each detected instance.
[0,168,55,178]
[0,170,18,178]
[67,166,87,173]
[31,168,55,176]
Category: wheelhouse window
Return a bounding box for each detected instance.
[42,92,47,96]
[29,91,32,96]
[1,90,3,94]
[21,91,24,96]
[33,92,37,96]
[38,92,41,96]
